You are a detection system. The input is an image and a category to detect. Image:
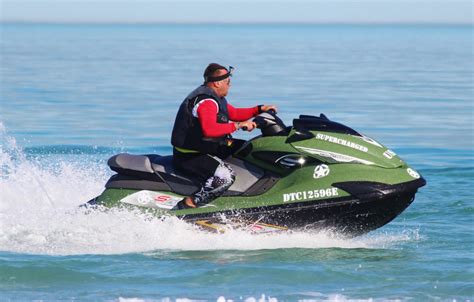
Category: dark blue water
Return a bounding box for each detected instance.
[1,23,473,301]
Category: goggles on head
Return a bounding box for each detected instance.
[205,66,234,83]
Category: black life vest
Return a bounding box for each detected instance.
[171,85,231,154]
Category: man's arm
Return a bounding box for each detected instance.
[227,103,278,121]
[196,99,237,137]
[227,103,260,121]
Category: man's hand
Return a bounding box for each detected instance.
[236,120,257,132]
[261,105,278,113]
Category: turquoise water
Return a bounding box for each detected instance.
[1,24,473,301]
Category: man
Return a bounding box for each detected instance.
[171,63,276,209]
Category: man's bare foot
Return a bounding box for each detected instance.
[183,197,196,208]
[177,197,196,209]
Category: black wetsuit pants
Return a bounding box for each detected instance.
[172,140,244,205]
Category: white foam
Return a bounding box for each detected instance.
[0,124,419,256]
[117,294,390,302]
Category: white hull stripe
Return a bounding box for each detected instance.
[295,146,375,165]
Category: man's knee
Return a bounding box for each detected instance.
[213,163,235,187]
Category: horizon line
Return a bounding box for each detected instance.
[1,20,473,26]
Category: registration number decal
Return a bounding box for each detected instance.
[283,187,339,202]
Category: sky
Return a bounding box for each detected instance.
[0,0,472,24]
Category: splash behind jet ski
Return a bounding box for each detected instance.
[85,112,425,236]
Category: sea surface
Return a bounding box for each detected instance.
[0,23,473,301]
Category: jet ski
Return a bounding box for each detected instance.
[85,112,426,236]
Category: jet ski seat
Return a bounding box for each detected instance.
[106,153,198,195]
[107,153,269,196]
[108,153,192,180]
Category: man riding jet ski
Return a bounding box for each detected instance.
[86,65,426,236]
[171,63,276,209]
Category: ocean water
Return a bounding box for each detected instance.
[1,23,473,301]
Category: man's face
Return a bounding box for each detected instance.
[213,69,231,97]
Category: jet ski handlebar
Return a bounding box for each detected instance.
[266,109,277,115]
[242,110,288,136]
[242,109,277,131]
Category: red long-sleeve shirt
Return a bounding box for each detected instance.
[194,99,259,137]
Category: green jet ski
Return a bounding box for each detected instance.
[85,112,426,236]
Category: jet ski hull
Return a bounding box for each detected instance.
[88,178,425,236]
[173,178,424,236]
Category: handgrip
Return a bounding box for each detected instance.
[267,109,276,115]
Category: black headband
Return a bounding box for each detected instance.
[204,66,234,83]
